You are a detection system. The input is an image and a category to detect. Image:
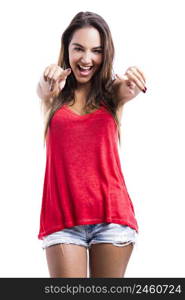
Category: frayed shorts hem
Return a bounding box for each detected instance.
[41,239,136,250]
[41,223,138,250]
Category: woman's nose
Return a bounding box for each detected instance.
[80,52,92,64]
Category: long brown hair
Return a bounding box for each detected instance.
[41,11,122,147]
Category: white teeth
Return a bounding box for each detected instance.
[79,65,92,70]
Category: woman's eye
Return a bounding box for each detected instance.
[94,50,103,53]
[74,48,102,53]
[74,47,82,51]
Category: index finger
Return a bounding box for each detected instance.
[56,68,71,82]
[135,67,146,83]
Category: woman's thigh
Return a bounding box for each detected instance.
[89,242,134,278]
[45,243,88,278]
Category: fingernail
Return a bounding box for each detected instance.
[142,87,147,93]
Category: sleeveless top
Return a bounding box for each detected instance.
[38,102,139,240]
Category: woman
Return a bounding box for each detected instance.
[37,11,147,278]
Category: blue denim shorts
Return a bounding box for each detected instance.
[41,223,138,250]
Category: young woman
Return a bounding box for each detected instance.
[37,11,147,278]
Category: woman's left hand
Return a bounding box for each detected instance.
[115,66,147,103]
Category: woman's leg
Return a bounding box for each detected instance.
[45,243,88,278]
[89,242,134,278]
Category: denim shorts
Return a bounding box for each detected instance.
[41,223,138,250]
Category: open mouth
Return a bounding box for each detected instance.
[77,65,93,71]
[76,65,94,77]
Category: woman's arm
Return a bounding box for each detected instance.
[37,74,59,103]
[36,65,71,113]
[113,66,147,107]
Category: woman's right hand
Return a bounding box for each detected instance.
[43,64,71,94]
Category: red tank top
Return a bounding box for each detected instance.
[38,102,138,239]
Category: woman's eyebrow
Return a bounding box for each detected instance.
[72,43,102,49]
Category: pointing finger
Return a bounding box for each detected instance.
[127,69,146,87]
[62,68,71,78]
[133,66,146,84]
[126,70,146,92]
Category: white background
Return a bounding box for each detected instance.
[0,0,184,277]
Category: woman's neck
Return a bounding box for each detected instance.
[75,83,91,105]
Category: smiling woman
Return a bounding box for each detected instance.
[68,28,103,83]
[37,11,146,279]
[44,11,121,144]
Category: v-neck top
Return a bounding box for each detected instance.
[38,102,139,239]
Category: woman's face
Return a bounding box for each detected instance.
[68,26,103,87]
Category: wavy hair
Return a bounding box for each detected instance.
[41,11,122,147]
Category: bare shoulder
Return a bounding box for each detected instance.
[116,104,124,124]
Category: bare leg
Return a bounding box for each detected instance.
[45,243,88,278]
[89,242,134,278]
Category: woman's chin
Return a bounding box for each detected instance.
[74,74,92,85]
